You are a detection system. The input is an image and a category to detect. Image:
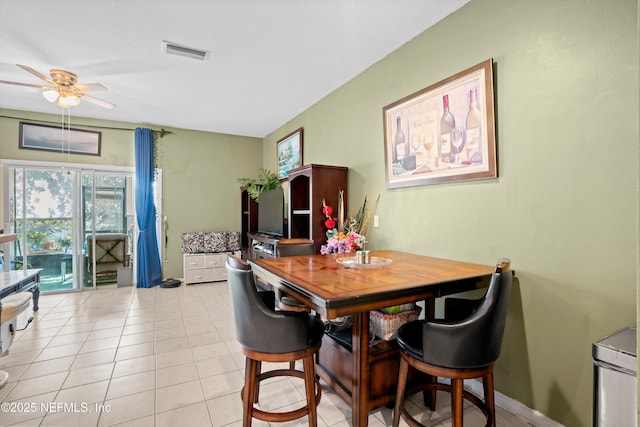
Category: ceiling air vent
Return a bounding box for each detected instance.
[162,41,210,61]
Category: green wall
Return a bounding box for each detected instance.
[0,109,263,279]
[0,110,135,167]
[263,0,639,425]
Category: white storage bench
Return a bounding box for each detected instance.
[181,231,241,284]
[183,252,240,284]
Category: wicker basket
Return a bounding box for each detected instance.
[370,306,421,341]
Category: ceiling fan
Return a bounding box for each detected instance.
[0,64,115,109]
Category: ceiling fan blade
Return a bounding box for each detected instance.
[16,64,53,84]
[82,94,116,109]
[74,83,107,92]
[0,80,50,89]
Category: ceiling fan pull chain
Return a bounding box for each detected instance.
[60,107,65,166]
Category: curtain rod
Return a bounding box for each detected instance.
[0,114,174,137]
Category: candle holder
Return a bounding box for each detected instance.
[356,250,371,265]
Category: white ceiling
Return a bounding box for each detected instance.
[0,0,469,138]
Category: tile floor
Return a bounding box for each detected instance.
[0,282,537,426]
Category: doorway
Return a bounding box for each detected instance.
[3,163,136,292]
[82,171,134,289]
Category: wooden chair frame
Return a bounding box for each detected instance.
[393,353,495,427]
[241,341,322,426]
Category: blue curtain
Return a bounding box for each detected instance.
[134,128,162,288]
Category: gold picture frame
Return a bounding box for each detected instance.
[383,59,496,188]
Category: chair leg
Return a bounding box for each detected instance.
[422,374,437,411]
[483,373,496,427]
[451,378,464,427]
[393,356,409,427]
[253,361,261,404]
[243,357,259,427]
[303,354,318,427]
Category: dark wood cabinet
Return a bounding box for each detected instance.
[240,187,258,252]
[287,164,348,254]
[317,329,426,411]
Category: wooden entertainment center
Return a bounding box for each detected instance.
[246,233,281,259]
[287,164,348,254]
[240,186,258,251]
[241,163,348,256]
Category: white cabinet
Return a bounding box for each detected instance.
[183,252,239,284]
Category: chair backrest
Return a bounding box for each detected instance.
[276,239,315,257]
[423,258,512,369]
[225,255,313,353]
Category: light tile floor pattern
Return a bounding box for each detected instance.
[0,282,537,426]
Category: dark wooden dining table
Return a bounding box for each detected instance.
[249,250,495,427]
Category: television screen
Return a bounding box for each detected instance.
[257,188,285,237]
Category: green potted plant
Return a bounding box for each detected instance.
[237,168,281,201]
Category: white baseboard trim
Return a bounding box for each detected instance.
[442,378,564,427]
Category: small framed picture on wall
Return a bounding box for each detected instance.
[276,127,303,181]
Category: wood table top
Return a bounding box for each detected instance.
[250,250,494,319]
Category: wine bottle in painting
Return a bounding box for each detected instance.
[394,116,406,160]
[439,94,455,164]
[465,88,481,162]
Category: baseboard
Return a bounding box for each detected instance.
[462,378,564,427]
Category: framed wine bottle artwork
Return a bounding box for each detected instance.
[382,59,496,188]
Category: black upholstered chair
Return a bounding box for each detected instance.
[276,238,315,257]
[275,239,315,312]
[392,258,513,427]
[225,255,324,426]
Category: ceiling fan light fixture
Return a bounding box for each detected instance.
[162,40,210,61]
[4,64,113,110]
[57,94,80,108]
[43,89,59,103]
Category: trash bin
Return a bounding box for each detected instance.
[592,327,637,426]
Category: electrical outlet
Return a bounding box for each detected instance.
[373,215,379,228]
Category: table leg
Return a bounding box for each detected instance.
[424,298,435,320]
[351,312,370,427]
[30,284,40,312]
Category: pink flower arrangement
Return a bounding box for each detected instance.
[320,231,366,255]
[321,198,367,254]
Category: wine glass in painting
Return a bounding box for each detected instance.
[410,134,422,153]
[410,133,422,164]
[451,127,465,164]
[423,132,434,167]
